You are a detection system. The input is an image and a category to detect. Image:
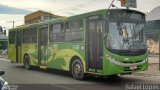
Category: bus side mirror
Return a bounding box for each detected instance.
[0,71,5,76]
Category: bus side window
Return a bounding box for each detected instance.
[22,29,30,43]
[29,28,37,43]
[65,22,72,41]
[9,31,16,44]
[65,20,83,42]
[49,23,65,42]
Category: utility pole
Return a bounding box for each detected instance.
[7,21,15,29]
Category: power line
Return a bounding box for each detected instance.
[68,0,107,12]
[49,0,110,15]
[138,0,160,4]
[51,0,96,12]
[76,0,107,8]
[77,0,108,9]
[108,0,115,10]
[50,0,109,13]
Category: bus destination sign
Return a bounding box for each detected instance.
[121,0,137,8]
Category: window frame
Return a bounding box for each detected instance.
[9,31,16,44]
[22,28,30,43]
[64,19,83,42]
[49,23,65,42]
[29,27,38,43]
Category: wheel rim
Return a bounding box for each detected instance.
[25,59,29,69]
[73,63,82,78]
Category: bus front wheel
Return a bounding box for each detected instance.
[71,59,84,80]
[24,55,31,70]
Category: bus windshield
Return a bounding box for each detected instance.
[106,21,146,50]
[105,10,147,53]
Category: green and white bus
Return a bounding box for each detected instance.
[8,9,148,80]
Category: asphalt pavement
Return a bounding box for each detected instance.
[0,57,160,90]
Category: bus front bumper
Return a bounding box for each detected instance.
[103,58,148,76]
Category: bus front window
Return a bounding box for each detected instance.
[106,22,146,50]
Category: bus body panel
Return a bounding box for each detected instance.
[47,42,86,72]
[8,44,16,62]
[8,9,148,77]
[17,46,21,63]
[28,44,38,66]
[103,49,148,75]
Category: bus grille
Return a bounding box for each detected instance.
[122,60,143,64]
[123,65,142,71]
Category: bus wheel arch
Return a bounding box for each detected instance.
[70,56,85,80]
[23,53,31,70]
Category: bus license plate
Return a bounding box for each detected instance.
[130,65,137,70]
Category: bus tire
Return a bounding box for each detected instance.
[71,59,85,80]
[108,74,120,79]
[24,55,31,70]
[11,61,14,63]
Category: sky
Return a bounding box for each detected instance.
[0,0,160,34]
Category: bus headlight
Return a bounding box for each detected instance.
[143,58,148,63]
[109,58,122,65]
[109,57,148,67]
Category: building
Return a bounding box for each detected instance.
[24,10,63,24]
[145,6,160,54]
[0,28,8,50]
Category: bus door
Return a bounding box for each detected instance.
[87,16,103,73]
[16,30,22,63]
[38,25,48,66]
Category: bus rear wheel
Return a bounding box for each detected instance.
[71,59,84,80]
[24,55,31,70]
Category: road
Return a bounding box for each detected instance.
[148,55,159,64]
[0,58,160,90]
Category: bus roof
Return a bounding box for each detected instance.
[9,9,144,31]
